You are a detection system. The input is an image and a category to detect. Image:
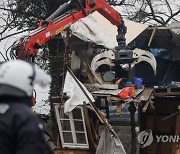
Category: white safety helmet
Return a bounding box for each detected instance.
[0,60,50,97]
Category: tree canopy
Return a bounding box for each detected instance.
[117,0,180,25]
[1,0,180,42]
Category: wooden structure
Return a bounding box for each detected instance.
[140,87,180,154]
[52,29,180,153]
[54,149,92,154]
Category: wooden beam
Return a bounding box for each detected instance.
[77,50,103,84]
[148,24,157,47]
[70,50,76,70]
[171,106,180,154]
[142,92,153,112]
[83,102,97,151]
[54,149,92,154]
[148,26,180,30]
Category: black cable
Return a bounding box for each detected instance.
[5,44,15,60]
[5,40,19,60]
[5,45,12,60]
[10,47,17,60]
[11,52,17,59]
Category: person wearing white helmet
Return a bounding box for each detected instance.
[0,60,52,154]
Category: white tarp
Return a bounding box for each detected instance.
[70,12,117,49]
[96,126,126,154]
[70,11,148,49]
[63,70,95,113]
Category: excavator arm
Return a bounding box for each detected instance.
[15,0,125,61]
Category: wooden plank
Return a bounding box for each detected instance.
[83,102,97,151]
[139,88,153,112]
[54,149,92,154]
[142,99,153,112]
[116,103,122,115]
[92,89,120,96]
[142,100,151,112]
[141,88,153,101]
[154,87,180,96]
[154,92,180,96]
[134,87,153,103]
[172,106,180,154]
[71,50,76,70]
[148,26,180,30]
[172,115,180,154]
[77,50,103,84]
[148,24,157,47]
[92,83,118,90]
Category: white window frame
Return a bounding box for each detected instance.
[54,104,89,149]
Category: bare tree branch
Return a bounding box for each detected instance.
[165,0,172,15]
[166,9,180,24]
[0,28,33,42]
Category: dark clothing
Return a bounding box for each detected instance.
[0,97,49,154]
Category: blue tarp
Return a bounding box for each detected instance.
[150,48,172,60]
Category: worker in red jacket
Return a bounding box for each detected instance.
[0,60,52,154]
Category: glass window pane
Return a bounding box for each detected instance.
[63,132,73,143]
[74,121,84,132]
[72,108,82,119]
[60,120,71,131]
[76,133,86,144]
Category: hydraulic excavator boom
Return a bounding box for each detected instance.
[14,0,156,74]
[15,0,125,61]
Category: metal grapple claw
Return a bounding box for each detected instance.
[132,48,157,75]
[90,48,157,75]
[91,50,115,71]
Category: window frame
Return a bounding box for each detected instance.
[54,104,89,149]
